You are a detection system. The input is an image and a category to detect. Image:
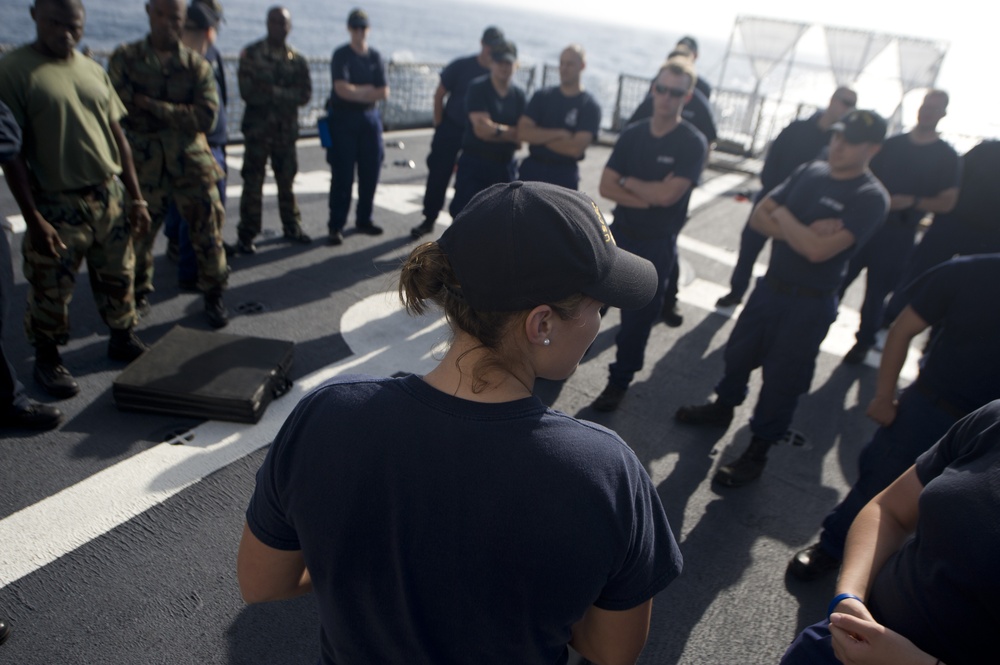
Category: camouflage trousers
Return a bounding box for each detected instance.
[135,175,228,296]
[237,133,302,241]
[23,177,136,346]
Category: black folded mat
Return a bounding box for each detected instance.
[113,326,294,423]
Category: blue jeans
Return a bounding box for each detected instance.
[715,278,837,440]
[818,384,958,559]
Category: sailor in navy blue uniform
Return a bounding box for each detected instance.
[789,252,1000,580]
[326,8,389,245]
[676,110,889,488]
[410,26,505,239]
[516,44,601,190]
[717,87,857,307]
[590,57,707,412]
[839,90,960,364]
[448,40,525,218]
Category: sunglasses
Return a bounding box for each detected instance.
[653,84,688,98]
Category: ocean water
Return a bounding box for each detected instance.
[0,0,714,125]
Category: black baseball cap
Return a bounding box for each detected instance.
[491,40,518,63]
[677,35,699,54]
[481,26,504,48]
[347,8,369,28]
[832,109,887,144]
[186,2,220,30]
[437,181,657,312]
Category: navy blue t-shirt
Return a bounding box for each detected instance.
[524,86,602,164]
[462,75,526,161]
[904,254,1000,412]
[205,43,227,146]
[440,54,489,126]
[246,373,681,665]
[936,140,998,233]
[867,400,1000,665]
[329,44,386,111]
[759,112,830,194]
[766,161,888,290]
[626,87,716,146]
[605,118,707,239]
[870,134,961,227]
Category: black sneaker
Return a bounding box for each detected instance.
[842,342,871,365]
[716,292,741,308]
[237,238,257,255]
[675,400,734,426]
[410,219,435,239]
[328,230,344,246]
[0,618,11,645]
[662,301,683,327]
[108,328,149,362]
[0,400,63,431]
[33,344,80,399]
[713,436,773,487]
[283,228,312,244]
[787,543,842,581]
[356,223,384,236]
[592,383,628,412]
[204,291,229,329]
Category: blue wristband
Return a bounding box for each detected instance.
[827,592,864,618]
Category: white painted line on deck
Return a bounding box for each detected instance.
[0,292,442,589]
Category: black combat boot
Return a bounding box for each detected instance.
[108,328,149,362]
[713,436,775,487]
[33,342,79,399]
[205,289,229,329]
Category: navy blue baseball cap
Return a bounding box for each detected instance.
[491,40,518,63]
[832,109,887,144]
[481,26,504,48]
[437,181,657,312]
[347,8,369,28]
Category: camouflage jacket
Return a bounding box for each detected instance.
[108,36,223,185]
[238,39,311,139]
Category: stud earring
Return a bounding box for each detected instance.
[543,338,551,346]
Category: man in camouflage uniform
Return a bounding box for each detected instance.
[235,5,312,253]
[0,0,152,399]
[108,0,230,328]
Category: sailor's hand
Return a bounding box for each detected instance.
[27,213,66,259]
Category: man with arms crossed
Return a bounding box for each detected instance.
[516,44,601,190]
[591,57,707,412]
[676,110,889,487]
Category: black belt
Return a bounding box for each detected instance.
[464,149,514,164]
[913,378,971,420]
[764,274,834,299]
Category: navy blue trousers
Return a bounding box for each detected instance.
[165,145,226,283]
[1,223,26,410]
[715,278,837,440]
[818,384,958,559]
[725,191,768,299]
[450,152,515,219]
[608,226,679,388]
[840,220,918,347]
[327,108,384,232]
[780,619,839,665]
[422,119,463,223]
[517,156,579,190]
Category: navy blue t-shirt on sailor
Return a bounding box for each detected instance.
[524,86,602,165]
[904,253,1000,412]
[869,134,961,227]
[759,112,831,194]
[329,44,386,111]
[766,160,888,291]
[462,74,526,161]
[605,118,706,239]
[440,54,490,126]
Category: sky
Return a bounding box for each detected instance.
[472,0,996,139]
